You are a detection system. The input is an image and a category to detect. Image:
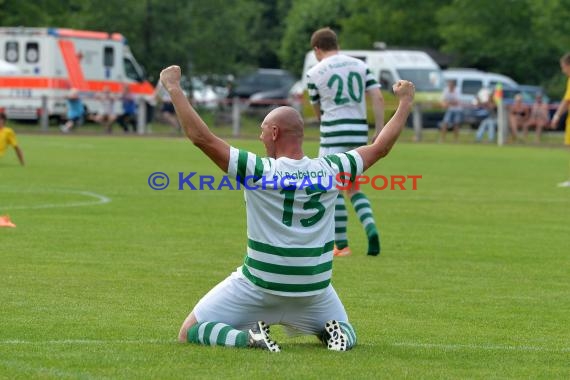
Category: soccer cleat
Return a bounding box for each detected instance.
[557,180,570,188]
[333,245,352,257]
[322,320,347,351]
[0,215,16,228]
[248,321,280,352]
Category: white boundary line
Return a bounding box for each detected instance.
[0,189,111,210]
[0,339,168,345]
[392,342,570,353]
[0,339,568,353]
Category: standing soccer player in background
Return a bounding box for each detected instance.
[551,53,570,187]
[0,112,24,166]
[307,27,385,257]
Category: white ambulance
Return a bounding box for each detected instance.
[0,27,155,121]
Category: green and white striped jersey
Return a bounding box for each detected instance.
[306,54,380,148]
[227,146,363,297]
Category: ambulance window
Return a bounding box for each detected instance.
[5,41,18,63]
[104,46,114,67]
[124,57,143,82]
[25,42,39,63]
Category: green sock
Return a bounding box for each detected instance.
[187,322,248,348]
[338,321,357,349]
[334,193,348,249]
[350,192,380,255]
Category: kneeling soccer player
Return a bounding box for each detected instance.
[159,65,415,351]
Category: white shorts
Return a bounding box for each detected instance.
[193,267,349,336]
[318,146,359,157]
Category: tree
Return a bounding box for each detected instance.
[341,0,448,51]
[437,0,564,90]
[2,0,569,94]
[279,0,348,76]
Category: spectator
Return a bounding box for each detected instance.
[439,80,463,143]
[117,85,137,133]
[475,89,497,143]
[60,88,84,133]
[0,112,24,165]
[95,86,117,134]
[523,94,550,144]
[154,81,180,134]
[507,94,529,143]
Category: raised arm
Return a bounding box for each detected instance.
[355,80,415,172]
[160,66,230,172]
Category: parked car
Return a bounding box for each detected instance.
[502,85,549,105]
[179,76,227,110]
[229,68,297,108]
[442,68,519,127]
[192,77,228,110]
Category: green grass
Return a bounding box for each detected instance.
[1,130,569,379]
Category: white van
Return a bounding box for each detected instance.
[0,27,155,121]
[442,68,518,104]
[300,49,444,123]
[302,49,443,95]
[442,68,519,127]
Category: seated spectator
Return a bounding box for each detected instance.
[154,81,180,134]
[60,88,85,133]
[95,86,117,134]
[523,94,550,143]
[439,80,463,143]
[475,91,497,143]
[508,94,530,142]
[117,85,137,133]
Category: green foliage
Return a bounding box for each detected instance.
[341,0,447,50]
[1,0,570,93]
[437,0,568,95]
[279,0,349,76]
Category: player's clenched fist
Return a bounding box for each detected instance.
[160,65,182,91]
[393,80,415,102]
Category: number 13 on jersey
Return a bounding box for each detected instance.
[280,186,328,228]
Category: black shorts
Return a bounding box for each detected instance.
[161,102,175,114]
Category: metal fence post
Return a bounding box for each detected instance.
[40,95,49,131]
[232,97,240,137]
[497,102,506,146]
[137,98,147,135]
[412,103,423,142]
[494,84,505,146]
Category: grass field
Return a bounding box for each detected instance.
[1,128,569,379]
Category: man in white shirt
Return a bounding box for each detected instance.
[159,64,414,352]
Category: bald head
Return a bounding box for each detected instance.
[265,106,304,138]
[260,106,305,159]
